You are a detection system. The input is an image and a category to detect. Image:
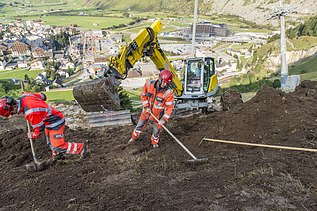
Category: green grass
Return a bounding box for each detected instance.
[0,69,43,80]
[289,55,317,74]
[229,43,254,51]
[125,89,141,100]
[289,54,317,81]
[118,21,151,33]
[289,36,317,51]
[299,71,317,81]
[44,89,75,102]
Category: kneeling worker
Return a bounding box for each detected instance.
[129,69,175,148]
[0,92,86,160]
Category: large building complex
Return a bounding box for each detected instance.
[184,22,231,38]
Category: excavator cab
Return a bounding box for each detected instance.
[174,57,218,111]
[182,57,217,99]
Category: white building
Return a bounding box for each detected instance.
[0,60,7,70]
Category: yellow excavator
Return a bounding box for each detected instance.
[73,20,219,113]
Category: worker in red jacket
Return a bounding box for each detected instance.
[129,69,175,148]
[0,92,86,160]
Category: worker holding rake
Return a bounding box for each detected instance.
[0,92,86,160]
[129,69,175,148]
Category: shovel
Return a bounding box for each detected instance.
[20,81,49,172]
[25,122,49,172]
[149,112,208,164]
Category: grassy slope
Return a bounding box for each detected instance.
[80,0,194,13]
[44,89,75,102]
[289,54,317,81]
[22,15,132,30]
[0,69,43,80]
[253,36,317,80]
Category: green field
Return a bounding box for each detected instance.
[288,36,317,51]
[21,15,132,30]
[0,69,43,79]
[289,54,317,81]
[44,89,75,102]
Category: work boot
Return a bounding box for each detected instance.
[80,141,88,159]
[52,153,65,161]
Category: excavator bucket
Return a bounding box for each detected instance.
[73,76,121,112]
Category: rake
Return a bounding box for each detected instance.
[149,112,208,164]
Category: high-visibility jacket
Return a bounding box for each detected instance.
[17,92,65,138]
[141,80,174,122]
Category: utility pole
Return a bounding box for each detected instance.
[191,0,198,57]
[268,0,298,91]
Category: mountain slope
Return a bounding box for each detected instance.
[79,0,317,25]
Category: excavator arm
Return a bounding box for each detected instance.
[108,19,183,96]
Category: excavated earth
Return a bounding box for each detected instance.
[0,80,317,210]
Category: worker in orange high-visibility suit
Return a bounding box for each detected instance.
[129,69,175,148]
[0,92,86,160]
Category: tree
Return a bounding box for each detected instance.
[24,78,44,92]
[24,74,30,81]
[0,83,6,97]
[286,15,317,38]
[50,31,71,50]
[118,86,133,110]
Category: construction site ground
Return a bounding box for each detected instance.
[0,80,316,210]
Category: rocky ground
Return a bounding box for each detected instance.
[0,80,316,210]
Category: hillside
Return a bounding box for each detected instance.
[1,1,313,34]
[80,0,316,25]
[0,80,316,209]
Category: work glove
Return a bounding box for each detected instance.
[28,132,39,139]
[144,107,151,113]
[158,119,166,126]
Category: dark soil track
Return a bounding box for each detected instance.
[0,81,317,210]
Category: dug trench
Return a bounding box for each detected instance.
[0,80,316,210]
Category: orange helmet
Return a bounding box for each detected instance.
[0,98,11,118]
[159,69,173,84]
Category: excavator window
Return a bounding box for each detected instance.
[186,60,202,92]
[184,57,215,94]
[203,58,215,92]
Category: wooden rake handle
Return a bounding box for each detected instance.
[149,112,198,160]
[202,138,317,153]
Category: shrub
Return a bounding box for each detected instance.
[118,86,133,110]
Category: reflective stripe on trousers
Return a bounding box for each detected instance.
[45,125,83,155]
[132,115,162,144]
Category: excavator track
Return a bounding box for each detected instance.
[73,77,121,112]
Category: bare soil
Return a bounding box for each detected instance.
[0,80,316,210]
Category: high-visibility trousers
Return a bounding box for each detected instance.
[131,111,162,145]
[45,125,83,155]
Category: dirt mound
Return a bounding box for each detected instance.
[220,90,243,111]
[0,81,316,210]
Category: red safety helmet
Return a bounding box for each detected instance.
[0,98,11,118]
[159,69,173,84]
